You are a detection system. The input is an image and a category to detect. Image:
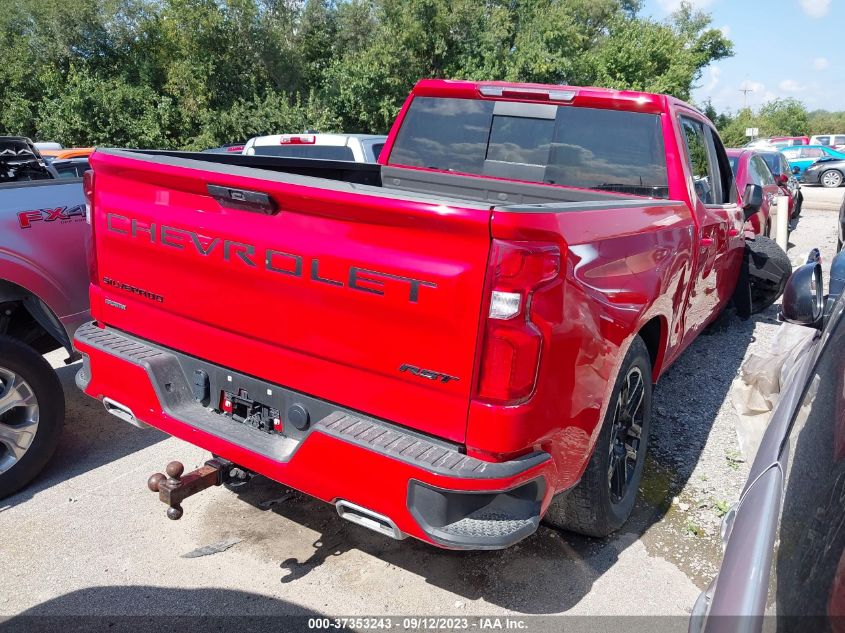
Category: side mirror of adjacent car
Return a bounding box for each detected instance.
[780,262,824,329]
[742,183,763,221]
[792,166,801,175]
[825,249,845,317]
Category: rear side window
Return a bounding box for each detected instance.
[251,145,356,161]
[802,148,824,158]
[836,136,845,145]
[388,97,669,198]
[816,136,831,146]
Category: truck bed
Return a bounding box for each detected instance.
[128,149,656,210]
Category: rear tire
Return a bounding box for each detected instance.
[0,336,64,499]
[543,336,652,537]
[747,236,792,314]
[821,169,843,188]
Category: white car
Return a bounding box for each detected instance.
[809,134,845,151]
[243,133,387,163]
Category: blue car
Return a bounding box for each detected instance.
[781,144,845,177]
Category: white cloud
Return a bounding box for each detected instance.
[813,57,830,71]
[779,79,806,92]
[657,0,715,12]
[704,66,722,92]
[799,0,830,18]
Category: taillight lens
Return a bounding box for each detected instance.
[477,240,560,404]
[82,169,98,283]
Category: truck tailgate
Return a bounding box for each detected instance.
[88,150,493,442]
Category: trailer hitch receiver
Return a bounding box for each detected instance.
[147,458,230,520]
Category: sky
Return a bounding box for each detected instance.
[641,0,844,114]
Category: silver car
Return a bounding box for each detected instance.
[691,249,845,631]
[0,137,89,498]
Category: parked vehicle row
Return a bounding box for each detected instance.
[782,144,845,180]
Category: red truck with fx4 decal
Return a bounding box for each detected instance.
[74,80,789,549]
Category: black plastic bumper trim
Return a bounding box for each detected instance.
[74,322,551,479]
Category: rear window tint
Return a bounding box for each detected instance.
[388,97,669,198]
[389,98,494,173]
[488,115,554,165]
[251,145,356,161]
[546,107,668,197]
[761,153,780,175]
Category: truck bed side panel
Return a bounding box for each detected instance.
[0,179,88,324]
[467,201,694,489]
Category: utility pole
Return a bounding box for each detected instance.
[739,87,753,109]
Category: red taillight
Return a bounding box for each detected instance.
[82,169,98,283]
[476,240,561,405]
[280,135,316,145]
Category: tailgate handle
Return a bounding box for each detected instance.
[207,184,278,215]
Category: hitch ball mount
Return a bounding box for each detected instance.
[147,458,239,520]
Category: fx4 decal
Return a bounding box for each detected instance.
[18,205,85,229]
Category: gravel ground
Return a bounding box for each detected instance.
[0,188,841,621]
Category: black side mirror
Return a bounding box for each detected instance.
[781,262,824,329]
[742,183,763,221]
[792,166,801,175]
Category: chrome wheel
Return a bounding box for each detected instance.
[0,367,39,475]
[822,170,843,188]
[608,366,645,503]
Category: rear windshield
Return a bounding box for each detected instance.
[251,145,356,161]
[760,153,780,175]
[388,96,669,198]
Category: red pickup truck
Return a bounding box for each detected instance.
[74,80,787,549]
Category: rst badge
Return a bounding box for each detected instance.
[18,205,85,229]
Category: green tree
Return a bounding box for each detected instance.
[719,108,755,147]
[758,98,809,137]
[0,0,738,146]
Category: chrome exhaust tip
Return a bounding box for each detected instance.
[102,397,149,429]
[335,500,406,540]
